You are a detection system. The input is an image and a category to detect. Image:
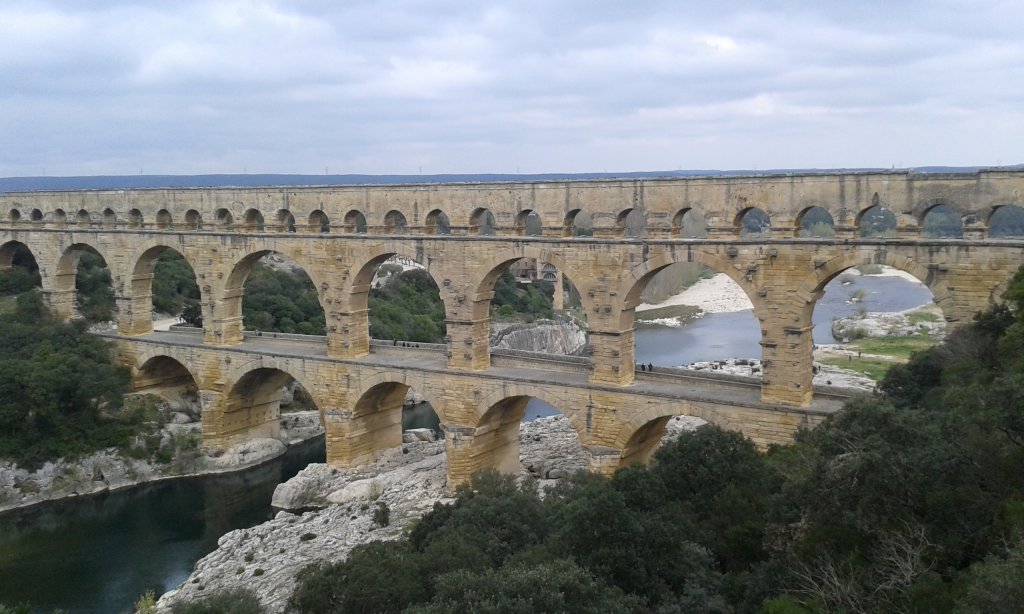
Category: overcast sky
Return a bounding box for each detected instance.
[2,0,1021,177]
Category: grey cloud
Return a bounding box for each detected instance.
[0,0,1020,176]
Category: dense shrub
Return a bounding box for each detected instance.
[286,264,1024,614]
[0,292,132,468]
[169,588,266,614]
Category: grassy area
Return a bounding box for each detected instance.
[820,333,938,381]
[849,334,936,359]
[820,356,897,381]
[908,309,942,324]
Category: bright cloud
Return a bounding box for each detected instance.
[0,0,1021,176]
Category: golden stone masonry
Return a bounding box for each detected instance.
[2,170,1021,485]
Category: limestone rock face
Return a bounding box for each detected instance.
[402,428,436,443]
[683,357,877,392]
[209,439,286,470]
[270,476,322,510]
[158,414,706,612]
[279,410,324,444]
[830,310,945,342]
[404,388,425,406]
[490,317,586,355]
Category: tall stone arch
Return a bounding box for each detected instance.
[122,241,203,335]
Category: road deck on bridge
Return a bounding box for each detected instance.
[106,329,848,417]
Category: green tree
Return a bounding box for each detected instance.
[75,251,115,321]
[151,251,200,316]
[408,559,642,614]
[169,588,266,614]
[0,293,131,467]
[288,541,429,614]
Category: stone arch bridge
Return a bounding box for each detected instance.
[1,170,1022,485]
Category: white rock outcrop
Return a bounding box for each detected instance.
[490,317,586,355]
[157,414,706,612]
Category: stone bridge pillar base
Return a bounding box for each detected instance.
[324,408,403,468]
[199,389,229,450]
[587,329,635,386]
[445,319,491,370]
[584,444,623,477]
[442,421,519,488]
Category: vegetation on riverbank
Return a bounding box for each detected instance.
[0,293,137,469]
[820,334,939,380]
[282,266,1024,613]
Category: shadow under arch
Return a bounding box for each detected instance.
[563,209,593,237]
[468,387,586,476]
[736,206,771,237]
[127,242,203,334]
[221,365,321,444]
[616,207,646,238]
[514,210,544,236]
[671,207,708,238]
[344,378,445,465]
[920,202,963,239]
[0,239,42,273]
[855,204,897,238]
[987,204,1024,239]
[132,354,200,402]
[612,403,724,467]
[424,209,451,235]
[794,206,837,238]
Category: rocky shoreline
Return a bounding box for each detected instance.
[157,414,704,611]
[0,408,324,517]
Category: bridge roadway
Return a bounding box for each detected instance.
[106,328,848,485]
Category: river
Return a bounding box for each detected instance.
[0,273,931,613]
[0,438,325,614]
[636,273,934,366]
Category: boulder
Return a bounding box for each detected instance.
[326,477,385,504]
[271,476,320,510]
[402,428,436,443]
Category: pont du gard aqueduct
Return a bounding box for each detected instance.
[2,170,1023,486]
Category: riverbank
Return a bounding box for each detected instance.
[636,272,753,316]
[635,267,937,382]
[157,414,704,611]
[0,409,324,517]
[637,266,926,319]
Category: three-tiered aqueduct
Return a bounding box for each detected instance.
[1,170,1022,485]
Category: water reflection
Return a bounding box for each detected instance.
[0,437,324,614]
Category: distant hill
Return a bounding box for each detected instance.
[1,165,1021,194]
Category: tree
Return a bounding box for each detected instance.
[407,559,642,614]
[289,541,429,614]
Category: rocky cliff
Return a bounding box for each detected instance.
[157,414,704,611]
[490,316,586,355]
